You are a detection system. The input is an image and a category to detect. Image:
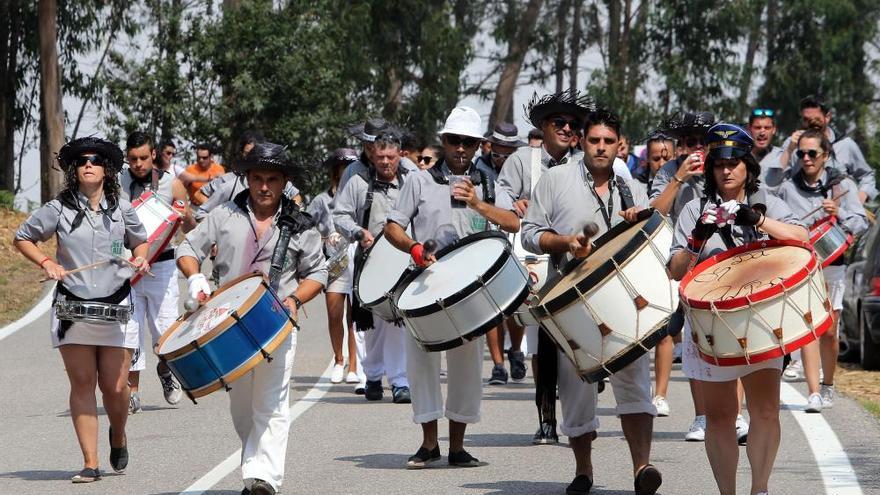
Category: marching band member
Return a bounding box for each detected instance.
[118,131,194,413]
[176,142,326,495]
[774,129,868,412]
[384,106,519,470]
[337,117,418,193]
[14,137,151,482]
[668,123,808,495]
[521,108,661,495]
[334,134,411,403]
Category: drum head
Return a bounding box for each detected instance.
[682,243,812,303]
[396,235,507,310]
[356,234,412,304]
[159,275,263,354]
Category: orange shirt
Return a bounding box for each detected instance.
[185,161,226,205]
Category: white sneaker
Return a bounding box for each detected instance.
[783,360,804,382]
[685,415,706,442]
[345,371,360,383]
[330,363,345,384]
[820,384,835,409]
[805,392,823,413]
[354,376,367,395]
[652,395,670,417]
[735,415,749,444]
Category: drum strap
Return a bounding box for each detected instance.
[586,174,633,230]
[127,168,162,201]
[530,147,542,195]
[535,327,558,422]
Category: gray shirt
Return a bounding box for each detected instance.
[520,164,649,266]
[334,171,402,240]
[386,160,513,250]
[782,129,877,200]
[670,194,805,264]
[338,154,418,195]
[195,173,300,222]
[16,193,148,299]
[176,197,327,299]
[497,145,583,203]
[118,167,175,205]
[756,146,787,192]
[306,190,335,238]
[649,156,705,222]
[774,172,868,235]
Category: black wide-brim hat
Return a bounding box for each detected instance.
[57,137,124,172]
[660,111,717,139]
[237,142,296,177]
[525,89,596,128]
[323,148,359,168]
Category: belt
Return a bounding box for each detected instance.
[55,300,132,325]
[155,249,175,263]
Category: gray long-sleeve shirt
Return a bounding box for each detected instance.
[497,145,583,203]
[16,193,148,299]
[774,172,868,236]
[782,129,877,200]
[333,172,402,240]
[176,196,327,298]
[756,146,787,192]
[306,190,335,238]
[338,155,418,196]
[649,156,706,223]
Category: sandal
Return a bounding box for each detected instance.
[71,467,101,483]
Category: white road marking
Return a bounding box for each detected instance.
[179,359,336,494]
[0,283,54,342]
[780,382,864,495]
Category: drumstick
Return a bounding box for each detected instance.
[799,189,849,221]
[423,239,438,260]
[582,222,599,240]
[39,260,111,283]
[93,248,156,278]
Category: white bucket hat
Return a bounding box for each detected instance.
[437,106,483,139]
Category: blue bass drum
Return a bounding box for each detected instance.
[157,272,294,401]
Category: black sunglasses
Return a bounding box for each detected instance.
[490,151,512,160]
[751,108,775,117]
[417,155,434,165]
[796,149,824,160]
[444,134,480,148]
[549,117,582,130]
[682,136,704,148]
[75,155,109,167]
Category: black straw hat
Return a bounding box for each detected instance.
[525,89,596,128]
[237,142,296,177]
[57,137,124,172]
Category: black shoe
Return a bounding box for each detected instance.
[392,385,411,404]
[240,489,250,495]
[487,363,508,385]
[532,421,559,444]
[365,380,383,401]
[406,445,441,469]
[250,479,276,495]
[634,464,662,495]
[71,467,101,483]
[508,350,527,381]
[566,474,593,495]
[108,427,128,473]
[448,449,484,467]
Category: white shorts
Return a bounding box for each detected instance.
[681,321,782,382]
[823,264,846,311]
[326,243,355,294]
[525,325,539,356]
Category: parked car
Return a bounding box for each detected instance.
[840,208,880,370]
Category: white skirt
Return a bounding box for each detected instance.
[50,296,140,349]
[326,243,355,294]
[682,320,783,382]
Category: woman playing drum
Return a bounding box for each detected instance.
[14,137,151,482]
[774,129,868,412]
[667,123,807,495]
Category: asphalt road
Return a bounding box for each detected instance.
[1,285,878,495]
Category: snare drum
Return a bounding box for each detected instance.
[130,191,180,284]
[157,273,294,400]
[531,211,678,383]
[680,240,832,366]
[354,233,412,322]
[394,231,530,352]
[509,231,552,327]
[809,216,853,267]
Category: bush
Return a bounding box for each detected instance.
[0,190,14,211]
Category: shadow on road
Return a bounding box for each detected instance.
[461,432,567,448]
[461,480,635,494]
[0,469,124,481]
[335,453,412,470]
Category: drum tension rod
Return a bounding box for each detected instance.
[191,339,231,393]
[231,311,273,362]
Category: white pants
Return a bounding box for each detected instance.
[824,264,846,311]
[558,351,656,438]
[229,332,296,492]
[405,334,484,424]
[131,259,180,371]
[361,318,408,387]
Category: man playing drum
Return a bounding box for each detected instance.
[384,106,519,470]
[176,142,327,495]
[774,129,868,412]
[667,123,808,495]
[337,117,419,193]
[520,107,661,495]
[334,133,411,404]
[118,131,194,413]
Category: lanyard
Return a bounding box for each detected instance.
[587,178,614,230]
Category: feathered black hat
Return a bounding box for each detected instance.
[237,142,296,177]
[524,89,596,128]
[322,148,359,168]
[57,136,124,172]
[659,111,716,139]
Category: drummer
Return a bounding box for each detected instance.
[14,137,151,482]
[384,106,519,470]
[774,129,867,412]
[333,133,411,404]
[176,142,327,495]
[521,107,661,495]
[667,123,808,495]
[337,117,419,193]
[118,131,194,413]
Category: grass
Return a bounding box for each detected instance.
[861,399,880,420]
[0,209,55,326]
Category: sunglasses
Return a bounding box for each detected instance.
[682,136,704,148]
[444,135,480,148]
[417,155,434,165]
[796,149,824,160]
[75,155,109,167]
[751,108,775,117]
[490,151,512,160]
[549,117,582,130]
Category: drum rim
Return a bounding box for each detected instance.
[393,230,512,317]
[809,216,853,267]
[353,231,410,308]
[582,322,669,383]
[158,272,272,359]
[531,210,664,318]
[131,191,182,285]
[679,239,819,311]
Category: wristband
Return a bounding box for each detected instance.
[38,257,51,268]
[756,214,766,228]
[686,235,705,254]
[290,295,303,309]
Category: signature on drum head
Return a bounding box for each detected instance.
[699,277,785,301]
[193,306,231,334]
[693,250,784,301]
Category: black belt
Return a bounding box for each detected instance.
[155,249,175,262]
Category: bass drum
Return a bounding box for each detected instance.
[353,232,412,322]
[509,231,552,327]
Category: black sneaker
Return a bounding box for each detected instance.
[365,380,383,401]
[487,363,508,385]
[406,445,441,469]
[566,474,593,495]
[108,427,128,473]
[448,449,484,467]
[508,350,527,381]
[634,464,662,495]
[532,421,559,445]
[392,385,411,404]
[250,479,276,495]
